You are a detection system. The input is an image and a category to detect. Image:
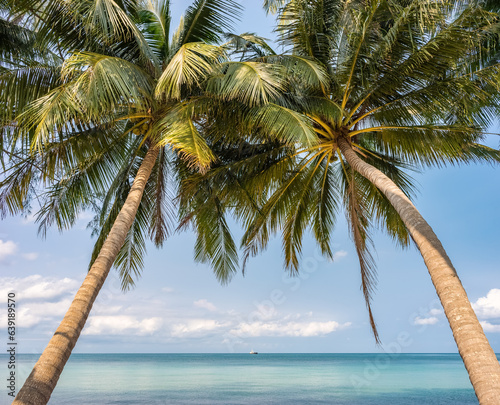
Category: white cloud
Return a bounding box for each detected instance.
[22,276,78,300]
[0,275,79,302]
[480,321,500,333]
[162,287,174,293]
[0,274,353,346]
[82,316,162,336]
[20,299,72,328]
[0,298,73,329]
[333,250,348,261]
[473,289,500,319]
[230,320,351,337]
[0,240,17,261]
[414,316,439,326]
[194,299,216,312]
[429,308,443,316]
[171,319,228,337]
[0,240,39,263]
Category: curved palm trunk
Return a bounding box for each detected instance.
[337,136,500,404]
[12,147,160,405]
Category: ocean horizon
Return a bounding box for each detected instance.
[2,353,484,404]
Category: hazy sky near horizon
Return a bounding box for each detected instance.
[1,1,500,356]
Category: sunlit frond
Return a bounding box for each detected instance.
[63,52,153,117]
[174,0,242,46]
[155,110,215,172]
[17,84,85,150]
[0,63,62,130]
[84,0,159,65]
[207,61,286,106]
[245,103,318,146]
[155,42,225,100]
[264,54,329,91]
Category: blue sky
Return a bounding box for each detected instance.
[1,1,500,355]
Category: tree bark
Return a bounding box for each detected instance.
[12,146,160,405]
[337,136,500,404]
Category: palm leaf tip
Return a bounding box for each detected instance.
[247,104,318,146]
[177,0,243,45]
[155,116,215,173]
[193,204,238,284]
[155,42,225,100]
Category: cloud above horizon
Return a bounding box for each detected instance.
[0,239,17,261]
[472,289,500,333]
[0,275,79,303]
[473,289,500,320]
[0,239,39,264]
[0,275,353,350]
[82,316,163,336]
[413,316,439,326]
[480,321,500,333]
[333,250,348,261]
[194,299,217,312]
[229,320,351,338]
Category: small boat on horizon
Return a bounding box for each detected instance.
[249,350,258,354]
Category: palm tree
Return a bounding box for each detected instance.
[182,1,500,403]
[1,1,319,404]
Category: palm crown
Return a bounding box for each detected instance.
[1,0,325,288]
[181,0,500,343]
[3,0,500,403]
[1,1,321,403]
[181,1,500,400]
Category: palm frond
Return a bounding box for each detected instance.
[147,146,175,247]
[263,54,329,91]
[0,63,62,130]
[0,154,40,218]
[63,52,154,117]
[155,42,224,100]
[35,128,130,236]
[155,109,215,172]
[341,164,380,344]
[245,103,318,147]
[192,193,238,284]
[173,0,242,47]
[223,32,276,60]
[311,153,338,259]
[114,193,149,290]
[17,83,85,151]
[137,0,171,58]
[263,0,287,15]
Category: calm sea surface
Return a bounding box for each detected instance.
[4,353,480,404]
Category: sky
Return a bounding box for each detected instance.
[0,1,500,356]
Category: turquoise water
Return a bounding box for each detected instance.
[6,354,478,404]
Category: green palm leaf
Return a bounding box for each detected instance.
[155,42,224,100]
[63,52,154,117]
[174,0,241,46]
[155,110,215,172]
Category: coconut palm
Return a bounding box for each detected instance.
[181,1,500,403]
[1,0,320,403]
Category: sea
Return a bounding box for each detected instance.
[3,353,479,404]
